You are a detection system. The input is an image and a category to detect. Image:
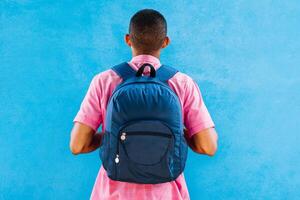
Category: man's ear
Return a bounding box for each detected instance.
[125,34,132,47]
[161,36,170,49]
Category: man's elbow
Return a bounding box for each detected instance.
[194,143,218,156]
[204,144,217,156]
[69,142,84,155]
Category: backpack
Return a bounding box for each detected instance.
[99,62,188,184]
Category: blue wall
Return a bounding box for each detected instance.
[1,1,300,199]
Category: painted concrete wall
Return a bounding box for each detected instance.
[1,1,299,199]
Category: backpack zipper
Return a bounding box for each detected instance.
[122,131,172,138]
[114,131,171,164]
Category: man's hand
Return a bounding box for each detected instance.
[184,127,218,156]
[69,122,103,155]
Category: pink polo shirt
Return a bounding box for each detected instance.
[73,54,215,200]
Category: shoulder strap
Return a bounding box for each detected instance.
[156,65,178,83]
[112,62,178,83]
[111,62,136,81]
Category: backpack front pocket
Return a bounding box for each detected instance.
[120,131,172,165]
[114,120,174,184]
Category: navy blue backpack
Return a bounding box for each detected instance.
[99,62,188,184]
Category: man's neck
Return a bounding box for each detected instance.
[132,50,160,59]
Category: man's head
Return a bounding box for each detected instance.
[125,9,170,56]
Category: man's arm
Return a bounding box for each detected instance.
[69,122,103,155]
[184,127,218,156]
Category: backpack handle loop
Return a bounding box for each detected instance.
[136,63,156,77]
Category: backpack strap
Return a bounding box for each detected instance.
[112,62,178,83]
[111,62,136,81]
[156,65,179,83]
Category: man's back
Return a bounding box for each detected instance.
[72,55,215,199]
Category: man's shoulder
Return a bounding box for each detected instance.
[88,67,122,92]
[93,61,132,80]
[92,68,120,82]
[170,70,195,85]
[165,69,199,98]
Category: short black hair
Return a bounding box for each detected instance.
[129,9,167,53]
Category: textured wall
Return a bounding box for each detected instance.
[1,1,300,199]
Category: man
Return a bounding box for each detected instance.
[70,9,218,200]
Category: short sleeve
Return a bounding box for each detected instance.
[183,78,215,138]
[73,75,103,131]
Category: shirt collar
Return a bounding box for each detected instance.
[129,54,161,70]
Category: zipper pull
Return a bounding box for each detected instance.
[115,154,119,163]
[120,132,126,141]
